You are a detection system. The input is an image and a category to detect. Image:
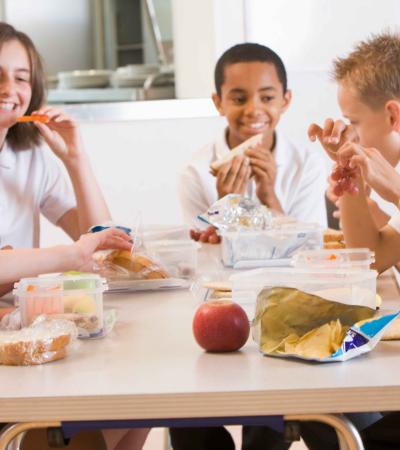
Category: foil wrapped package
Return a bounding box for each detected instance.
[252,287,399,362]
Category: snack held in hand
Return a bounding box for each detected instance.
[17,114,50,123]
[192,300,249,352]
[210,134,263,172]
[330,165,359,196]
[0,317,77,365]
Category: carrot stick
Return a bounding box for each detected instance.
[17,115,50,123]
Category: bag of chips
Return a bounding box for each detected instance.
[252,287,399,362]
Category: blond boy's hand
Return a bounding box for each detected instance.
[308,119,358,160]
[326,175,341,221]
[337,142,400,204]
[215,155,251,198]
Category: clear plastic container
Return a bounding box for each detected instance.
[292,248,375,270]
[145,240,201,279]
[141,225,190,242]
[14,273,107,338]
[230,267,378,319]
[221,224,323,267]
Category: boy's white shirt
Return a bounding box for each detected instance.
[369,162,400,218]
[0,142,76,248]
[359,163,400,235]
[178,128,328,228]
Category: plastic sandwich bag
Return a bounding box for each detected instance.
[0,315,78,365]
[198,194,273,230]
[252,287,399,362]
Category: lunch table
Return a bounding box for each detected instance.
[0,247,399,450]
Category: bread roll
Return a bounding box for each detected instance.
[0,347,66,366]
[106,250,169,280]
[0,318,76,366]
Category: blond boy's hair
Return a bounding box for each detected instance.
[333,31,400,109]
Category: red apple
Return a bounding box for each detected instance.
[192,300,250,352]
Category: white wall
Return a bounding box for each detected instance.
[172,0,245,98]
[245,0,400,71]
[4,0,92,75]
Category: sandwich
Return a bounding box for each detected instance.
[0,318,76,365]
[210,134,263,172]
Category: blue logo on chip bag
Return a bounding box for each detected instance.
[342,329,369,352]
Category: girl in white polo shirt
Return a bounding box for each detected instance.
[0,22,149,450]
[0,22,111,252]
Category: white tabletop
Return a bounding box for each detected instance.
[1,250,400,423]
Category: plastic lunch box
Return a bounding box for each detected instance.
[14,273,107,338]
[230,267,377,319]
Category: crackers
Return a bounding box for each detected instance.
[203,281,232,299]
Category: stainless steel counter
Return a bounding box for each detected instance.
[48,85,175,105]
[51,98,220,122]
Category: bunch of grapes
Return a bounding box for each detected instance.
[190,226,221,244]
[331,165,359,196]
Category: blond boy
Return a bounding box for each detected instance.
[309,32,400,273]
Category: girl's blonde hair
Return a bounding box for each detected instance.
[0,22,46,149]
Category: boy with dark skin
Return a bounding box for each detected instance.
[180,43,327,243]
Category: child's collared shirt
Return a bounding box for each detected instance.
[0,142,76,248]
[178,128,328,228]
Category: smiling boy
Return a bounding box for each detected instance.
[179,43,327,233]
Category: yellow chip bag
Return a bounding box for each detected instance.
[251,287,386,361]
[282,320,347,359]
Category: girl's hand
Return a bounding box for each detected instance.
[73,228,132,271]
[0,246,14,296]
[31,107,85,165]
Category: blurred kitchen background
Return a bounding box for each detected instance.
[0,0,175,103]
